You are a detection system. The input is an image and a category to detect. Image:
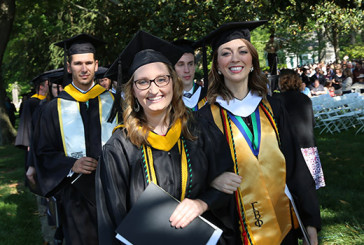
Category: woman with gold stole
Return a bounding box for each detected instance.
[96,30,235,244]
[195,21,321,245]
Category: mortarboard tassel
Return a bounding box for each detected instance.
[63,42,68,86]
[202,41,208,89]
[107,58,123,123]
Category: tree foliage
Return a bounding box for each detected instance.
[0,0,16,145]
[311,0,363,62]
[1,0,363,97]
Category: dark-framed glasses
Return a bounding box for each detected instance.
[134,75,171,90]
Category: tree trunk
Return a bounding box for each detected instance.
[332,25,339,63]
[350,31,356,45]
[316,31,326,62]
[0,0,16,145]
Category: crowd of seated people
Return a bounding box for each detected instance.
[291,60,364,97]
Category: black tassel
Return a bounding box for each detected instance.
[107,58,123,123]
[202,41,208,89]
[63,43,68,86]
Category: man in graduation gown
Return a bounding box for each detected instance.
[15,75,49,169]
[34,34,116,245]
[173,39,207,111]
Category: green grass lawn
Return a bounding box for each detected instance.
[0,145,43,244]
[0,129,363,244]
[315,128,364,244]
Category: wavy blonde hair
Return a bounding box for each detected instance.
[207,39,268,103]
[122,63,196,147]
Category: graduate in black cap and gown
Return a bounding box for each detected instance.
[15,73,49,167]
[95,66,113,91]
[34,34,116,245]
[195,21,321,244]
[172,39,207,111]
[24,68,66,244]
[96,30,236,244]
[25,68,65,193]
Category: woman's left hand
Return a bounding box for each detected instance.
[303,226,318,245]
[169,198,208,229]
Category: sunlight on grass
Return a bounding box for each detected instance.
[319,222,364,245]
[316,129,364,245]
[320,208,337,219]
[0,202,17,217]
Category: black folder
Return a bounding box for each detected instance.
[115,183,222,245]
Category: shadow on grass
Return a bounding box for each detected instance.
[0,146,43,244]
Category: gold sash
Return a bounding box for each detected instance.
[211,101,291,244]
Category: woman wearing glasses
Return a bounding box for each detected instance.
[96,31,235,244]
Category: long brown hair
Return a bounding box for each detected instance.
[207,39,268,103]
[122,63,196,147]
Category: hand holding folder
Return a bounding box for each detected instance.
[115,183,222,245]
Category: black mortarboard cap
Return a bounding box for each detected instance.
[172,39,196,55]
[44,68,72,86]
[95,66,109,80]
[195,20,267,51]
[105,30,184,83]
[54,33,105,56]
[30,68,65,85]
[30,73,49,86]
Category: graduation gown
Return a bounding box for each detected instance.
[15,95,46,194]
[197,95,321,244]
[25,99,49,195]
[15,95,44,149]
[35,84,115,245]
[96,117,235,245]
[273,91,325,189]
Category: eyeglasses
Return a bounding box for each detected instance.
[134,75,171,90]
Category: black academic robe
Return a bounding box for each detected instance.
[96,117,235,245]
[35,90,107,245]
[15,96,44,194]
[25,99,49,195]
[197,96,321,244]
[273,91,316,148]
[15,97,42,150]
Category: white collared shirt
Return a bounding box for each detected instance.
[72,82,95,94]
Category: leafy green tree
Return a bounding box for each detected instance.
[308,1,363,62]
[0,0,16,145]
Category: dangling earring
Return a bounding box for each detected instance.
[218,70,222,75]
[250,67,254,72]
[133,98,140,112]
